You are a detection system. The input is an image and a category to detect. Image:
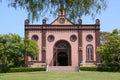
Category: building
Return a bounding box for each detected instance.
[24,10,100,67]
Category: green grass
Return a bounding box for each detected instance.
[0,71,120,80]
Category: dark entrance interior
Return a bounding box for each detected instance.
[53,40,71,66]
[58,52,68,66]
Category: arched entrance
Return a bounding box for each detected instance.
[58,52,68,66]
[53,40,71,66]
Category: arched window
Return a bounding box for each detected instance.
[86,44,94,61]
[55,40,70,48]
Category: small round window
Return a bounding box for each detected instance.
[70,35,77,42]
[59,18,65,24]
[31,35,39,41]
[48,35,55,42]
[86,34,93,42]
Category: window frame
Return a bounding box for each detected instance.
[86,44,94,62]
[31,35,39,41]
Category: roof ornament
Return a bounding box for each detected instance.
[25,19,29,25]
[78,19,82,25]
[42,19,46,25]
[96,19,100,25]
[58,5,65,17]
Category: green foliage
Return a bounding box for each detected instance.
[80,66,120,72]
[0,33,39,69]
[7,67,45,73]
[100,31,111,44]
[0,67,45,73]
[0,33,22,68]
[97,29,120,66]
[3,0,107,22]
[21,36,39,57]
[80,66,97,71]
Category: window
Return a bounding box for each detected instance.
[59,18,65,24]
[31,35,39,41]
[86,34,93,42]
[86,45,94,61]
[55,40,70,48]
[31,56,38,61]
[70,35,77,42]
[47,35,55,42]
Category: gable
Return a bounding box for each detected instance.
[51,16,74,25]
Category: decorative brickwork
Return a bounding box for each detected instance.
[24,12,100,67]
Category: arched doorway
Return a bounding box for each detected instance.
[58,52,68,66]
[53,40,71,66]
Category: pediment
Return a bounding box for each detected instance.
[51,16,74,25]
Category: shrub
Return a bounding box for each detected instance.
[80,66,97,71]
[80,66,120,72]
[8,67,45,72]
[6,67,45,73]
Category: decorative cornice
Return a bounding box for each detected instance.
[25,24,100,26]
[25,25,100,31]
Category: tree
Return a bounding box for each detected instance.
[0,33,39,70]
[97,29,120,66]
[21,36,39,57]
[2,0,107,22]
[100,31,110,44]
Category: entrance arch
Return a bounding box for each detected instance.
[53,40,71,66]
[58,52,68,66]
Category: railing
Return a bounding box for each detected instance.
[45,60,49,71]
[49,52,57,66]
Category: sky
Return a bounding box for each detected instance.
[0,0,120,37]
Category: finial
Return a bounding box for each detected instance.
[78,19,82,25]
[25,19,29,25]
[42,19,46,25]
[58,5,65,17]
[96,19,100,25]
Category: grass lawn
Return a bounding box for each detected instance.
[0,71,120,80]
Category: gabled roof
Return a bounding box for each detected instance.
[51,16,74,25]
[51,9,74,25]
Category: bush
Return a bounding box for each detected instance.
[0,67,46,73]
[8,67,45,73]
[0,66,9,73]
[80,66,120,72]
[0,68,2,73]
[97,66,120,72]
[80,66,97,71]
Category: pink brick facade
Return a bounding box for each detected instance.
[24,11,100,67]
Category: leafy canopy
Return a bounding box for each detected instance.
[4,0,107,22]
[100,31,111,44]
[97,29,120,66]
[0,33,39,67]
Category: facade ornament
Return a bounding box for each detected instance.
[25,19,29,25]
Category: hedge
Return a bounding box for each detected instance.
[0,67,46,73]
[80,66,120,72]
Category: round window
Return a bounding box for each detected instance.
[86,34,93,42]
[31,35,39,41]
[59,18,65,24]
[70,35,77,42]
[48,35,55,42]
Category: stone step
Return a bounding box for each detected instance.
[47,66,79,72]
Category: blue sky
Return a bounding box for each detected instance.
[0,0,120,37]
